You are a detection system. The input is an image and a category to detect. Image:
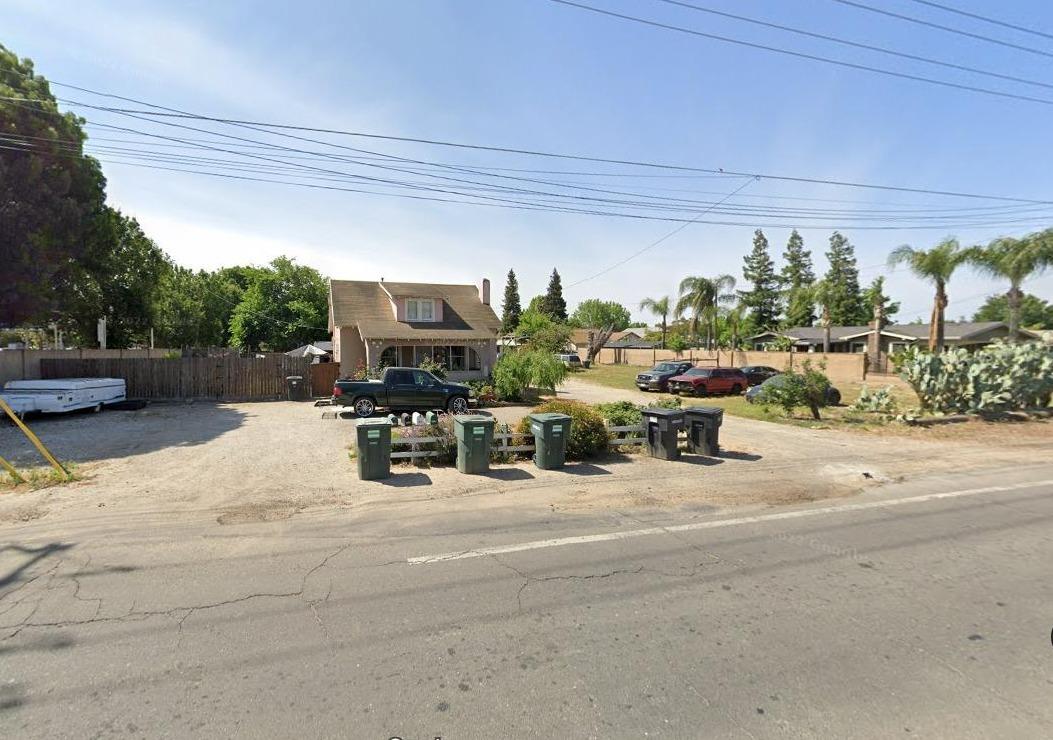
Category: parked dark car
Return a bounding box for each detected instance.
[636,361,694,392]
[745,374,842,406]
[333,367,470,417]
[668,367,748,396]
[739,365,782,387]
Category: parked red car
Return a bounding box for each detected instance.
[667,367,748,397]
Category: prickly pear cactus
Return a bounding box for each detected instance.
[895,341,1053,413]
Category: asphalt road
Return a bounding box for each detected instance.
[2,462,1053,738]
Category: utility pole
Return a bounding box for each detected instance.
[97,317,107,350]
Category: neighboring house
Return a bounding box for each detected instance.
[284,341,333,363]
[568,329,651,354]
[751,321,1037,355]
[328,278,500,381]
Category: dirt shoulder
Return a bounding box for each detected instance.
[2,385,1050,531]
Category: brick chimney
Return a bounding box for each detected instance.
[480,278,490,306]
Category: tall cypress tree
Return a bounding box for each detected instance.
[500,268,522,333]
[781,229,816,327]
[823,231,868,325]
[739,229,780,330]
[541,268,567,321]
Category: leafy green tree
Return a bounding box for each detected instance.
[888,239,970,353]
[757,360,833,420]
[61,207,168,347]
[1,44,107,324]
[974,292,1053,329]
[967,231,1053,339]
[666,334,689,357]
[500,269,522,333]
[781,229,816,327]
[540,268,567,320]
[676,274,736,349]
[739,229,781,330]
[638,296,671,348]
[862,276,900,322]
[154,266,243,347]
[823,231,868,325]
[569,299,631,332]
[228,257,328,351]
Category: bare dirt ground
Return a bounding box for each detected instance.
[2,378,1051,532]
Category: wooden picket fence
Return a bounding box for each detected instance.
[39,354,315,401]
[388,421,644,461]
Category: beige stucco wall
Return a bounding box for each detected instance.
[335,326,366,376]
[587,348,868,383]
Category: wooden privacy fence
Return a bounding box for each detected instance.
[39,354,315,401]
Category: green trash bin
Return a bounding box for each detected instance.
[528,412,572,469]
[453,415,494,474]
[356,417,392,480]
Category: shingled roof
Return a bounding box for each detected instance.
[328,280,501,341]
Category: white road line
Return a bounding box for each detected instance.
[407,479,1053,564]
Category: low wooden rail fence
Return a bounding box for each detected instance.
[388,421,644,461]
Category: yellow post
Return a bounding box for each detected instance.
[0,454,25,483]
[0,397,69,478]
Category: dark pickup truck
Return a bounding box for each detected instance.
[333,367,471,417]
[635,361,694,392]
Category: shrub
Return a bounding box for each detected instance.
[850,384,897,415]
[646,396,682,410]
[895,341,1053,413]
[759,360,832,420]
[394,415,456,465]
[417,355,447,380]
[517,399,608,459]
[595,400,642,427]
[493,349,567,401]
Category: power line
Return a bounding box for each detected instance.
[16,78,1053,206]
[831,0,1053,59]
[567,177,760,287]
[547,0,1053,106]
[908,0,1053,42]
[652,0,1053,90]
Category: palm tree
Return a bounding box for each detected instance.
[800,279,835,353]
[888,238,970,353]
[967,230,1053,340]
[638,295,671,348]
[675,275,736,350]
[721,302,748,353]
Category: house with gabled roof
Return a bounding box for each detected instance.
[751,321,1037,355]
[328,278,501,380]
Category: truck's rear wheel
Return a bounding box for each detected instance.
[447,396,469,414]
[353,397,376,417]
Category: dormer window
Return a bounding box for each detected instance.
[406,298,435,322]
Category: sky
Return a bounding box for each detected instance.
[5,0,1053,324]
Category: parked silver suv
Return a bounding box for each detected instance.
[555,353,583,368]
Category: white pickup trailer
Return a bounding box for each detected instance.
[0,378,127,416]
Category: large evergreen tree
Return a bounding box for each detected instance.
[739,229,780,330]
[500,269,522,333]
[823,231,868,325]
[540,268,568,321]
[780,229,816,327]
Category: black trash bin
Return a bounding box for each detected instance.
[285,375,308,401]
[641,407,685,460]
[684,406,724,456]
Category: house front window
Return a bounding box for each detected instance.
[406,298,435,322]
[379,344,483,372]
